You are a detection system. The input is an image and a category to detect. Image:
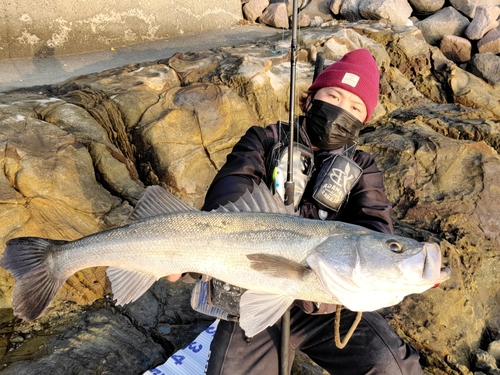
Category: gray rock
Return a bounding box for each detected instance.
[0,308,167,375]
[474,349,499,372]
[359,0,413,25]
[449,0,499,18]
[339,0,363,21]
[440,35,472,63]
[415,6,470,45]
[465,5,500,40]
[471,52,500,86]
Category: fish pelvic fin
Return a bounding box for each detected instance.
[129,185,197,222]
[215,182,295,215]
[239,291,293,338]
[247,254,310,281]
[106,267,157,305]
[0,237,68,321]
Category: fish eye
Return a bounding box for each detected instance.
[387,240,403,253]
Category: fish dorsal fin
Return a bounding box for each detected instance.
[215,182,295,215]
[106,267,158,305]
[129,185,197,221]
[239,291,294,337]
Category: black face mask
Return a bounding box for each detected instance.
[305,100,364,150]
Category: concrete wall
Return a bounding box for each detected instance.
[0,0,243,60]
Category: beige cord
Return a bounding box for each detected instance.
[334,305,363,349]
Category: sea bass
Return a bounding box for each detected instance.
[1,183,450,337]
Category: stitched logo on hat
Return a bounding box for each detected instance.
[341,73,360,87]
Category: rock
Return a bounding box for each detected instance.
[447,63,500,118]
[339,0,363,22]
[0,308,167,375]
[408,0,445,15]
[415,6,471,46]
[330,0,342,15]
[489,340,500,361]
[167,50,221,86]
[259,2,289,28]
[134,82,258,206]
[298,13,313,27]
[465,5,500,40]
[478,27,500,54]
[298,0,333,23]
[474,349,499,372]
[243,0,270,22]
[0,107,129,313]
[359,0,414,26]
[440,35,472,63]
[449,0,499,18]
[232,0,499,96]
[471,52,500,87]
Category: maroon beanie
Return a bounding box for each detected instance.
[308,48,380,123]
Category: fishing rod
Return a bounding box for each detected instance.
[280,0,299,370]
[280,0,305,370]
[283,0,299,209]
[281,2,325,372]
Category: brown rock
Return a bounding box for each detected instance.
[243,0,270,22]
[297,0,333,23]
[478,27,500,54]
[440,35,472,63]
[259,2,289,29]
[135,83,258,206]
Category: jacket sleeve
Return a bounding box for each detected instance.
[336,150,394,234]
[202,125,275,211]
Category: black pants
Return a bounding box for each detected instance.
[206,307,422,375]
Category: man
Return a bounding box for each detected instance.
[170,48,422,374]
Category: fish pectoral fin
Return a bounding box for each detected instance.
[106,267,157,305]
[239,291,294,338]
[246,254,310,281]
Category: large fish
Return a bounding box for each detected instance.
[1,183,450,337]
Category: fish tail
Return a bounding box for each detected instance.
[1,237,68,320]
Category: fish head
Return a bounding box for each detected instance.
[306,231,451,311]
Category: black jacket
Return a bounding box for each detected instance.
[203,123,393,234]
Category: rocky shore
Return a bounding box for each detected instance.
[243,0,500,87]
[0,18,499,375]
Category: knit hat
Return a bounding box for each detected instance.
[308,48,380,123]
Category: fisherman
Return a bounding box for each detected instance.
[168,48,423,374]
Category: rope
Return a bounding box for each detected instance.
[334,305,363,349]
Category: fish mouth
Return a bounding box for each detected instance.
[398,243,451,285]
